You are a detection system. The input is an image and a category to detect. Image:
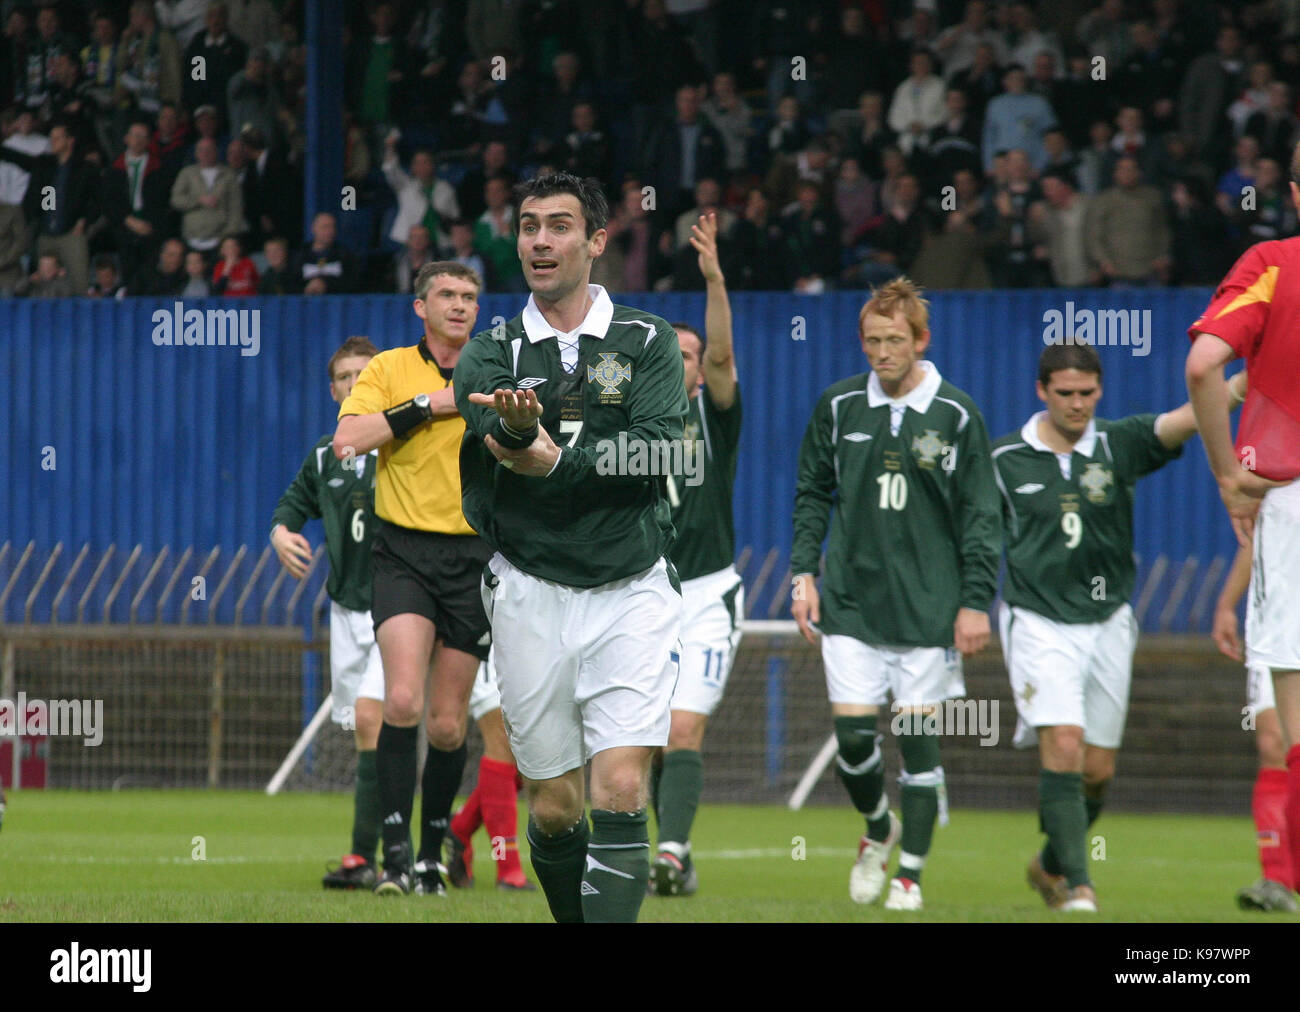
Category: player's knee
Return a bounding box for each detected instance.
[425,711,466,750]
[1257,721,1288,769]
[382,684,422,726]
[1043,727,1085,769]
[590,764,649,813]
[834,715,881,772]
[527,784,583,833]
[353,699,383,748]
[667,711,707,752]
[1082,755,1115,793]
[896,725,942,775]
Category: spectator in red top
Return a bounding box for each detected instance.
[212,235,259,295]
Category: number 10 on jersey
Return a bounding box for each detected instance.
[876,472,907,510]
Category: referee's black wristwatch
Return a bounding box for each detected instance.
[384,392,434,438]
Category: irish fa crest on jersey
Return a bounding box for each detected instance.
[1079,462,1114,503]
[911,429,949,470]
[587,352,632,403]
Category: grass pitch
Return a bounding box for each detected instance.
[0,790,1287,922]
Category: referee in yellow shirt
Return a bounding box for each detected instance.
[334,261,491,895]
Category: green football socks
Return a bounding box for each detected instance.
[1039,770,1090,888]
[582,809,650,923]
[897,730,944,885]
[655,750,703,859]
[351,748,380,862]
[834,715,892,841]
[527,815,590,923]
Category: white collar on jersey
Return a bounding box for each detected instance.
[521,284,614,343]
[866,359,941,412]
[1021,411,1098,457]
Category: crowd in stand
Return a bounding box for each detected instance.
[1,0,1297,298]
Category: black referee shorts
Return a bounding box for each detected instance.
[371,520,493,661]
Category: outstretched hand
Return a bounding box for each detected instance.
[468,388,544,431]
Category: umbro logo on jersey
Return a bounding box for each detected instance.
[327,478,344,487]
[1014,483,1045,494]
[516,377,548,389]
[843,432,872,442]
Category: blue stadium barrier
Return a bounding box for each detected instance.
[0,288,1235,630]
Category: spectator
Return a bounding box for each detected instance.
[834,155,878,250]
[982,64,1056,171]
[934,0,1007,81]
[226,0,278,53]
[455,140,513,223]
[1047,48,1106,146]
[845,90,896,179]
[1215,134,1261,216]
[1169,175,1230,285]
[1006,2,1064,77]
[117,1,182,121]
[595,179,656,293]
[1109,106,1158,182]
[394,223,435,294]
[767,95,812,156]
[562,102,610,181]
[1245,82,1299,166]
[446,220,485,280]
[983,148,1046,287]
[529,51,593,162]
[781,178,840,291]
[472,175,522,292]
[765,136,832,212]
[212,234,258,295]
[382,135,460,251]
[150,102,189,194]
[823,7,886,113]
[1117,20,1181,129]
[888,48,946,158]
[668,177,734,289]
[171,136,245,253]
[718,186,778,291]
[227,47,282,148]
[644,83,727,223]
[80,9,123,145]
[1075,0,1131,69]
[1151,130,1214,191]
[87,254,127,298]
[238,125,295,249]
[1029,168,1093,286]
[292,212,357,294]
[1085,155,1171,285]
[0,121,98,293]
[466,0,524,63]
[181,248,210,295]
[43,53,97,155]
[441,58,509,152]
[257,235,295,294]
[950,41,1003,114]
[19,251,75,298]
[1179,25,1244,164]
[1227,61,1274,140]
[103,119,169,284]
[1232,156,1296,250]
[2,9,34,110]
[877,144,909,213]
[749,0,815,111]
[922,88,982,192]
[182,3,248,135]
[24,6,76,115]
[0,199,26,295]
[1041,127,1079,177]
[155,0,210,50]
[702,71,753,175]
[855,172,929,285]
[128,235,186,294]
[349,2,410,132]
[910,165,991,290]
[1076,119,1114,195]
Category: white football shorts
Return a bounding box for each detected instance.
[671,566,744,716]
[1245,481,1300,673]
[1247,663,1277,719]
[481,553,682,780]
[999,602,1137,750]
[822,634,964,707]
[469,652,503,722]
[329,599,385,725]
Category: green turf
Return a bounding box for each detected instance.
[0,790,1290,922]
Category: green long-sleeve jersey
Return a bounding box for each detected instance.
[453,288,688,588]
[991,412,1182,624]
[270,434,377,612]
[791,362,1002,647]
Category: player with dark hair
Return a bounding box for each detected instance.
[792,278,1002,912]
[1186,142,1300,905]
[1213,544,1298,912]
[333,262,492,896]
[649,211,743,898]
[271,336,383,889]
[993,341,1224,912]
[453,172,688,923]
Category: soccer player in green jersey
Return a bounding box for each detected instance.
[453,172,688,923]
[992,342,1235,912]
[792,278,1002,912]
[271,336,383,889]
[650,211,743,898]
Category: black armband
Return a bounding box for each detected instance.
[384,395,434,438]
[493,416,538,450]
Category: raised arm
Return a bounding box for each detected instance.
[690,212,737,409]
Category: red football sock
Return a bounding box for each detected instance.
[479,756,524,881]
[1286,746,1300,890]
[451,782,483,844]
[1253,767,1294,889]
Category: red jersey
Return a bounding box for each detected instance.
[212,257,260,297]
[1190,238,1300,480]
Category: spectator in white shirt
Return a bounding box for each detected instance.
[382,132,460,250]
[888,49,947,157]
